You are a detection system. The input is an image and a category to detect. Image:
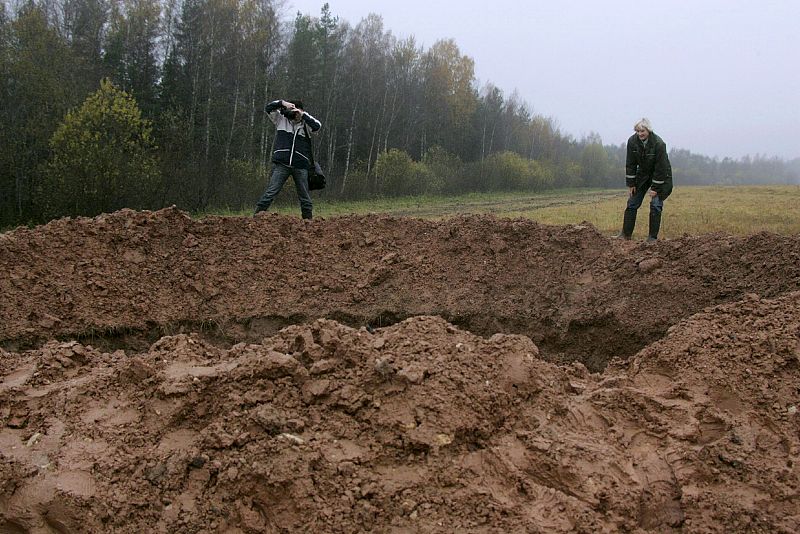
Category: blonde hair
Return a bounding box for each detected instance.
[634,118,653,132]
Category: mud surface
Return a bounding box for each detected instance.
[1,208,799,532]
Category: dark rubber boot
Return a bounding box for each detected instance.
[648,210,661,240]
[622,209,637,238]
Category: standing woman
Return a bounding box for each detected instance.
[617,118,673,241]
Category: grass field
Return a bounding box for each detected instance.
[249,185,800,239]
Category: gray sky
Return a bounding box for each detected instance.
[287,0,799,161]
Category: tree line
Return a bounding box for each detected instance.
[1,0,798,227]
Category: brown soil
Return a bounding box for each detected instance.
[1,207,799,533]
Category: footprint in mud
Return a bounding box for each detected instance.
[697,411,729,445]
[638,479,685,529]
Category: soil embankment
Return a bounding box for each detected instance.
[1,208,798,532]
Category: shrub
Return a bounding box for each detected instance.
[219,159,267,211]
[340,165,371,200]
[422,145,461,194]
[490,151,528,190]
[375,149,431,197]
[39,79,160,218]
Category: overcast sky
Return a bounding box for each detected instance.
[287,0,799,161]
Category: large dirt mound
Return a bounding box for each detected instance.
[3,208,800,368]
[1,208,799,532]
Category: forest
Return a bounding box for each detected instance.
[1,0,798,227]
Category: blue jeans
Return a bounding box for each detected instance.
[622,187,664,238]
[255,163,312,219]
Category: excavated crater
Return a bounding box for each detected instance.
[1,208,799,533]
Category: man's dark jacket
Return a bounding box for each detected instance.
[265,100,322,170]
[625,132,673,200]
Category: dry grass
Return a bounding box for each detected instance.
[252,185,800,238]
[523,185,800,238]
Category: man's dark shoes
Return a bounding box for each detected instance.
[613,232,632,240]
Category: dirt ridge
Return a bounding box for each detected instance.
[2,208,799,369]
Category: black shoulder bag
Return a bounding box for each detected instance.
[302,123,326,191]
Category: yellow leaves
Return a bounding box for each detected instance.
[422,39,477,127]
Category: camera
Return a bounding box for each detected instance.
[280,107,300,121]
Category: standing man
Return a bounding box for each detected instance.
[254,99,322,219]
[616,118,673,241]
